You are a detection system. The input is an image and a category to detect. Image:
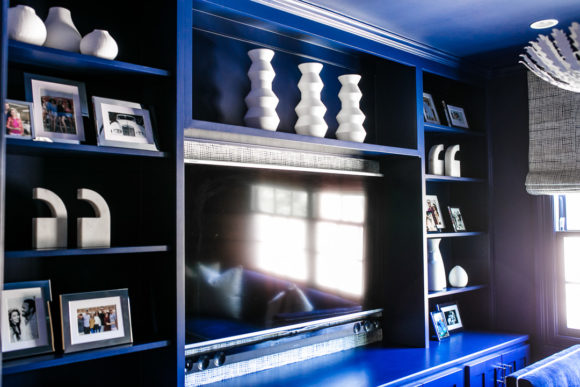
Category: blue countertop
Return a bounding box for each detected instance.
[206,331,529,386]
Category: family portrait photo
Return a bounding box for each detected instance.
[77,305,119,335]
[40,94,77,135]
[5,100,33,138]
[425,195,445,231]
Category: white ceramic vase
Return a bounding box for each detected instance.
[80,29,118,60]
[44,7,82,52]
[244,48,280,131]
[7,5,47,46]
[449,265,468,287]
[427,238,447,291]
[336,74,366,142]
[295,62,327,137]
[428,144,445,175]
[445,144,461,177]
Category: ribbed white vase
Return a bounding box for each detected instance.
[80,29,118,60]
[295,62,327,137]
[7,5,47,46]
[428,238,447,291]
[244,48,280,131]
[336,74,366,142]
[44,7,82,52]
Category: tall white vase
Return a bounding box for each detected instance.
[80,29,118,60]
[295,62,327,137]
[244,48,280,131]
[44,7,82,52]
[336,74,366,142]
[7,5,47,46]
[427,238,447,291]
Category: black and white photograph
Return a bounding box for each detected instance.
[430,310,449,340]
[448,206,466,232]
[423,93,440,124]
[425,195,445,231]
[1,280,54,360]
[446,104,469,128]
[437,302,463,332]
[5,99,34,139]
[60,289,132,353]
[93,97,157,151]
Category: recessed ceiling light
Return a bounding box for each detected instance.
[530,19,559,29]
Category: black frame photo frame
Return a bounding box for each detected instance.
[437,302,463,332]
[60,289,132,353]
[5,99,34,139]
[430,310,450,340]
[448,206,466,232]
[2,280,54,360]
[446,104,469,128]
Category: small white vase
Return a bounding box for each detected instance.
[336,74,366,142]
[295,62,327,137]
[44,7,82,52]
[244,48,280,131]
[449,265,468,287]
[7,5,47,46]
[427,238,447,291]
[80,29,118,60]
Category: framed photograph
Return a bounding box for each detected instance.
[60,289,132,353]
[24,74,87,143]
[448,207,466,232]
[430,310,450,340]
[437,302,463,332]
[423,93,440,124]
[446,104,469,128]
[92,97,158,151]
[5,99,34,139]
[1,280,54,360]
[425,195,445,231]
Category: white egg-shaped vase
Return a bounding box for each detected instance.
[449,265,468,288]
[44,7,82,52]
[428,238,447,291]
[7,5,47,46]
[295,62,327,137]
[336,74,366,142]
[80,29,118,60]
[244,48,280,131]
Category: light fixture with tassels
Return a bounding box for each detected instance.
[520,22,580,93]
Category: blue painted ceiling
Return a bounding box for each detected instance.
[303,0,580,67]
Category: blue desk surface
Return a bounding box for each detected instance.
[207,331,529,386]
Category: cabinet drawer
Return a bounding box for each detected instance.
[464,352,502,387]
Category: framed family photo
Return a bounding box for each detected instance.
[24,73,88,143]
[423,93,440,124]
[425,195,445,232]
[2,280,54,360]
[448,206,466,232]
[437,302,463,332]
[446,104,469,128]
[5,99,34,139]
[60,289,132,353]
[93,97,157,151]
[430,310,449,340]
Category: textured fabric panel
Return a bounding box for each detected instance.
[526,72,580,195]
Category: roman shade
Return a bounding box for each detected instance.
[526,72,580,195]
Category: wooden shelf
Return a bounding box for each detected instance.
[3,340,170,375]
[426,232,485,238]
[186,120,420,158]
[7,138,168,158]
[5,245,169,259]
[427,285,487,299]
[424,123,484,136]
[8,40,170,77]
[425,174,485,183]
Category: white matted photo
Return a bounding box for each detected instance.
[1,280,54,360]
[423,93,440,124]
[60,289,132,353]
[93,97,157,151]
[446,104,469,128]
[5,99,34,139]
[425,194,445,231]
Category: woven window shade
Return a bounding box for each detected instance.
[526,72,580,195]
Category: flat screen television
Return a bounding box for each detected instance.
[185,163,379,345]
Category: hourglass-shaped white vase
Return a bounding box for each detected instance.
[428,238,447,291]
[336,74,366,142]
[244,48,280,131]
[295,62,327,137]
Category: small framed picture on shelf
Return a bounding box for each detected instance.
[5,99,34,139]
[423,93,440,124]
[448,207,466,232]
[425,195,445,231]
[24,74,87,143]
[60,289,132,353]
[437,302,463,332]
[1,280,54,360]
[446,104,469,128]
[430,310,450,340]
[93,97,158,151]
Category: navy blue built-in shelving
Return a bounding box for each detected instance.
[5,245,169,259]
[427,231,485,238]
[424,122,485,136]
[427,285,487,299]
[425,174,485,183]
